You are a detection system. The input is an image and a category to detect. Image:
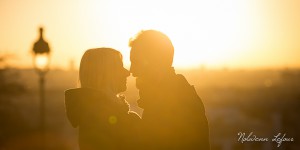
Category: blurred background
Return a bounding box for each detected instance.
[1,0,299,149]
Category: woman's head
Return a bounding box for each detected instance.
[79,48,129,94]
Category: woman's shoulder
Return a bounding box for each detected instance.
[65,88,114,104]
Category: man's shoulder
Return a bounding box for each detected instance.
[174,74,190,86]
[171,74,196,94]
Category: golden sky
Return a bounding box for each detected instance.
[0,0,299,70]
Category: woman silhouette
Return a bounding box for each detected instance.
[65,48,140,150]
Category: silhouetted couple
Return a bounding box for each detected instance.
[65,30,210,150]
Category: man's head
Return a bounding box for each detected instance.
[129,30,174,77]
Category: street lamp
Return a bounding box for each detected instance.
[32,27,50,146]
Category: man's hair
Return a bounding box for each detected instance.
[129,30,174,67]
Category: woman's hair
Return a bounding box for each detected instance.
[79,48,122,93]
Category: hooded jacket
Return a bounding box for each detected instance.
[65,88,140,150]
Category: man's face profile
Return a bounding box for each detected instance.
[130,46,147,77]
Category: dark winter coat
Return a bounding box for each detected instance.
[65,88,140,150]
[137,71,210,150]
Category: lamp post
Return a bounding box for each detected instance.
[32,27,50,147]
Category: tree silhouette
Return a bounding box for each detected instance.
[0,55,30,148]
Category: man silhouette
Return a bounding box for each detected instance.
[129,30,210,149]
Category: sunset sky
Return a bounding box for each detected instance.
[1,0,299,70]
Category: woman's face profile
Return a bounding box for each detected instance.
[114,57,130,93]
